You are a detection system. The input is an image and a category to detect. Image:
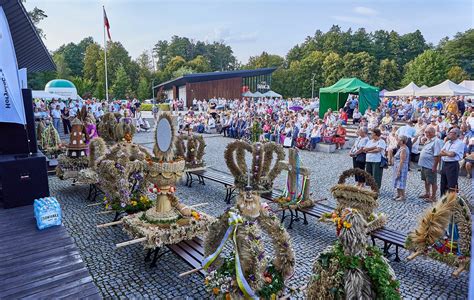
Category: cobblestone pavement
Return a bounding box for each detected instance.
[50,130,470,299]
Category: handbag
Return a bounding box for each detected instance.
[355,153,366,163]
[380,155,388,169]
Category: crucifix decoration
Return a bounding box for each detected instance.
[278,148,311,204]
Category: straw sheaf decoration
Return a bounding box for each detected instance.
[88,137,107,168]
[224,140,284,191]
[175,134,206,169]
[258,209,296,279]
[407,193,458,252]
[306,246,342,300]
[331,169,380,221]
[97,112,119,143]
[153,113,176,162]
[116,117,136,142]
[406,194,472,271]
[203,207,295,292]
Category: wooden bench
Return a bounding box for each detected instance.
[370,227,408,262]
[143,237,206,276]
[186,169,237,203]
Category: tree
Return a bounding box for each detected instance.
[245,52,284,69]
[136,51,154,78]
[322,52,343,86]
[111,65,131,99]
[172,66,195,78]
[440,29,474,76]
[402,49,450,86]
[447,66,469,83]
[153,40,169,70]
[53,52,71,78]
[137,76,151,100]
[26,5,47,39]
[349,28,372,54]
[342,52,377,84]
[55,37,95,77]
[70,76,94,98]
[399,30,429,66]
[83,43,101,83]
[187,55,211,73]
[164,56,186,76]
[376,59,400,90]
[287,51,326,97]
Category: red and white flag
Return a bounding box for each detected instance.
[103,7,111,41]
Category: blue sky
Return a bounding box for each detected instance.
[25,0,474,63]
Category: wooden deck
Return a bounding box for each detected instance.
[0,205,101,299]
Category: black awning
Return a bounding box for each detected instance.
[1,0,55,72]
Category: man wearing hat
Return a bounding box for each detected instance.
[439,127,465,196]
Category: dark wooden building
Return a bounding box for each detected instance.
[154,68,276,107]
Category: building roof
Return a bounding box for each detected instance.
[45,79,76,89]
[1,0,56,72]
[155,67,277,90]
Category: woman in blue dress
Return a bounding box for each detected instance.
[393,135,410,201]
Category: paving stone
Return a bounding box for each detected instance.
[48,131,470,298]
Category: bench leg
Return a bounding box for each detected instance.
[198,175,205,185]
[150,248,161,267]
[394,246,400,262]
[281,209,286,224]
[371,236,376,247]
[185,172,190,187]
[87,184,93,201]
[188,174,195,187]
[92,185,99,202]
[288,209,294,229]
[303,212,308,225]
[145,249,153,262]
[295,210,299,222]
[224,188,231,204]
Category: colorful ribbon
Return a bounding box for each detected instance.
[201,212,258,299]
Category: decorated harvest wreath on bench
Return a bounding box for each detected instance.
[405,193,472,277]
[307,208,401,300]
[191,139,295,299]
[175,133,206,170]
[274,148,316,209]
[119,113,213,249]
[322,168,387,233]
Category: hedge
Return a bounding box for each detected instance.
[140,103,170,111]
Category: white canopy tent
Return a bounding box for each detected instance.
[459,80,474,91]
[415,80,474,96]
[32,90,65,100]
[252,91,264,98]
[385,82,423,97]
[262,90,282,98]
[242,91,254,97]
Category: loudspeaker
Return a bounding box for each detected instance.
[0,152,49,208]
[0,89,37,155]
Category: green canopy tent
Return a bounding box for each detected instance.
[319,78,380,118]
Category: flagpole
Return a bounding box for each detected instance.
[103,6,109,102]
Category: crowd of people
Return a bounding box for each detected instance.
[33,97,151,135]
[177,94,473,202]
[35,92,474,202]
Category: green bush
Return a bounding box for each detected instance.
[140,103,170,111]
[141,104,152,111]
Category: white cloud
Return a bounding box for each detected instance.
[205,27,258,44]
[354,6,378,16]
[332,15,367,25]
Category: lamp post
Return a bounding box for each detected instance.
[311,73,316,100]
[151,78,156,110]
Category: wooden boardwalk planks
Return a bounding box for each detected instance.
[0,205,101,299]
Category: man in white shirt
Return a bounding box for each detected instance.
[439,128,465,196]
[418,126,443,201]
[51,105,62,132]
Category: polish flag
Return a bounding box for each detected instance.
[103,7,111,41]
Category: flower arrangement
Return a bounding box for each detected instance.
[204,254,284,299]
[105,192,153,214]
